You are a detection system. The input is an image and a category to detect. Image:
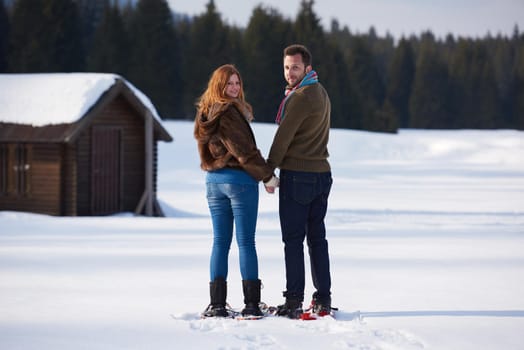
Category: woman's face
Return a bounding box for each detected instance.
[225,73,241,98]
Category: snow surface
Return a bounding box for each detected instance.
[1,120,524,350]
[0,73,161,126]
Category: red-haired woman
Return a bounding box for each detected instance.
[194,64,278,318]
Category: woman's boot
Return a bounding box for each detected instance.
[241,279,263,317]
[202,277,228,317]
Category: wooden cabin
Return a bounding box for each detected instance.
[0,73,172,216]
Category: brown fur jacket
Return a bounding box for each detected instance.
[194,101,273,182]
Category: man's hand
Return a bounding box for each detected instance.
[264,175,279,194]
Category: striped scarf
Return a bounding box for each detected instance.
[275,70,318,124]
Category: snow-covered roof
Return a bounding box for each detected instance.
[0,73,162,127]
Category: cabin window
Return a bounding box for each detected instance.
[14,144,32,196]
[1,143,32,196]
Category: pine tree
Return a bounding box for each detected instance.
[8,0,48,71]
[491,28,522,128]
[77,0,108,50]
[347,36,387,131]
[325,42,355,130]
[475,44,500,128]
[293,0,324,71]
[181,0,234,117]
[243,5,293,123]
[492,37,514,127]
[42,0,84,71]
[328,22,362,130]
[512,37,524,129]
[293,1,321,37]
[385,38,415,128]
[87,2,130,76]
[449,40,499,128]
[127,0,182,118]
[0,0,9,72]
[292,0,363,130]
[8,0,83,72]
[409,34,452,128]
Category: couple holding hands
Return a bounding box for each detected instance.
[194,44,333,319]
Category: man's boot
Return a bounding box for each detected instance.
[275,292,303,319]
[310,291,332,316]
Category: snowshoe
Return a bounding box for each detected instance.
[300,297,338,320]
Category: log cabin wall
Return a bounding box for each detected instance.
[61,143,77,216]
[0,143,62,215]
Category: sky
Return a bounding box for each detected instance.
[167,0,524,39]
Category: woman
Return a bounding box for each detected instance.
[194,64,278,318]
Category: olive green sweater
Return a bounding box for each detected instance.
[268,82,331,172]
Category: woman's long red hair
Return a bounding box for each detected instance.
[196,64,252,116]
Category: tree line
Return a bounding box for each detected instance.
[1,0,523,131]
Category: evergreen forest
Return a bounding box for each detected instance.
[1,0,523,132]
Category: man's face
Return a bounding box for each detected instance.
[283,54,310,87]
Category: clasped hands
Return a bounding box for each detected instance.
[263,175,279,194]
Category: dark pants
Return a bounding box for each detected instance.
[279,169,332,302]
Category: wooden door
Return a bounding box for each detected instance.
[91,127,122,215]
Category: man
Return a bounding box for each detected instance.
[265,44,333,319]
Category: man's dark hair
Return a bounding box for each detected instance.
[284,44,312,67]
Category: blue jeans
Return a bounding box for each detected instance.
[206,182,259,281]
[279,170,332,302]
